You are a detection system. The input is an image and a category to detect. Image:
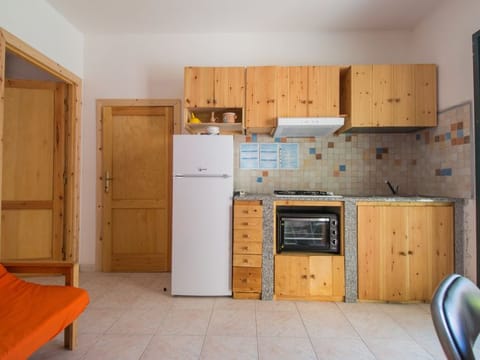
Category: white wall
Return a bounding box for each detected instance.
[81,31,415,266]
[412,0,480,281]
[0,0,84,77]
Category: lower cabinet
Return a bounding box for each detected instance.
[275,254,345,301]
[232,200,263,299]
[357,202,454,302]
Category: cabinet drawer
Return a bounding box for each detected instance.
[234,229,262,243]
[233,241,262,255]
[233,254,262,267]
[233,267,262,292]
[234,217,263,229]
[234,205,263,218]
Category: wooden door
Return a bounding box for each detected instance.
[288,66,309,117]
[102,106,173,272]
[350,65,373,126]
[184,67,215,108]
[246,66,279,131]
[308,66,340,116]
[393,65,415,126]
[415,64,437,126]
[372,65,394,126]
[214,67,245,108]
[2,80,65,260]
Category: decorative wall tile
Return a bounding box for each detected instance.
[233,102,472,198]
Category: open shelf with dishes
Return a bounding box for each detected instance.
[183,108,244,135]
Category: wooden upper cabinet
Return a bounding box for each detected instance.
[184,67,245,108]
[308,66,340,116]
[341,64,437,131]
[246,66,285,132]
[280,66,340,118]
[415,64,437,126]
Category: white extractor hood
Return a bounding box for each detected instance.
[272,117,345,138]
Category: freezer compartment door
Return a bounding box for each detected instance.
[173,135,233,176]
[172,176,233,296]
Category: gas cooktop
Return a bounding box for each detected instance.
[273,190,339,197]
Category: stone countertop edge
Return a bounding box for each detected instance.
[233,194,464,303]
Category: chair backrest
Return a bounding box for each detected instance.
[431,273,480,360]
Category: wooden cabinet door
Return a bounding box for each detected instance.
[184,67,215,108]
[415,64,437,126]
[214,67,245,108]
[428,205,454,297]
[357,205,383,300]
[350,65,374,126]
[308,66,340,116]
[309,256,333,296]
[246,66,279,130]
[287,66,309,117]
[393,65,415,126]
[372,65,394,126]
[275,255,309,297]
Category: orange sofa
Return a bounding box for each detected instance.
[0,262,89,360]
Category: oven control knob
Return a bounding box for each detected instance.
[331,230,337,236]
[331,239,337,245]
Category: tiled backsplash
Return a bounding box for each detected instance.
[234,102,473,199]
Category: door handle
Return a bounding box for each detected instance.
[104,171,114,193]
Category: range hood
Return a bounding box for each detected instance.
[272,117,344,138]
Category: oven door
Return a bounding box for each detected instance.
[279,217,331,252]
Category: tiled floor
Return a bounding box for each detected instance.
[26,272,465,359]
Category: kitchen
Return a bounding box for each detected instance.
[1,0,479,358]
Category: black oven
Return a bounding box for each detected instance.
[276,206,339,254]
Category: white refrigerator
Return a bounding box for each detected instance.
[171,135,233,296]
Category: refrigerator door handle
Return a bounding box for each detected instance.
[174,174,232,179]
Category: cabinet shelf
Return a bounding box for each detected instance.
[185,122,243,135]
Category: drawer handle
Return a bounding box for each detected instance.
[408,250,414,255]
[242,246,249,250]
[310,274,316,279]
[399,251,407,256]
[242,222,250,226]
[243,259,249,263]
[241,279,247,283]
[242,234,250,238]
[301,275,308,279]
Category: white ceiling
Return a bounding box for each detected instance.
[45,0,445,35]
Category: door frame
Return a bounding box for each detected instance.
[0,28,82,261]
[96,99,181,271]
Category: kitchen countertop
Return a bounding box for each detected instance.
[234,193,464,302]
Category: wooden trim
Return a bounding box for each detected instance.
[0,30,6,259]
[356,201,454,207]
[96,99,181,271]
[0,27,82,263]
[6,79,57,89]
[1,201,53,210]
[1,28,81,84]
[274,200,344,207]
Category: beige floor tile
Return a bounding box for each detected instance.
[83,334,152,360]
[365,338,435,359]
[30,333,99,360]
[214,297,257,311]
[157,308,212,335]
[310,337,376,360]
[171,296,216,310]
[345,311,411,340]
[258,337,316,360]
[132,292,175,310]
[256,311,307,337]
[78,308,124,334]
[141,335,204,360]
[414,337,446,359]
[207,309,257,336]
[296,301,339,314]
[106,308,168,335]
[200,336,258,360]
[256,300,297,312]
[301,308,359,339]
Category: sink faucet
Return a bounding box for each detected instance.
[385,180,399,195]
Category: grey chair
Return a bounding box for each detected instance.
[431,273,480,360]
